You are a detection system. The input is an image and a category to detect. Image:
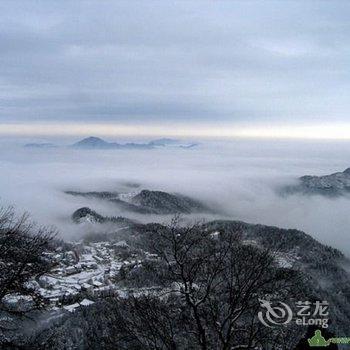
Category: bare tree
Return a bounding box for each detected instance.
[114,295,180,350]
[0,206,54,303]
[116,217,302,350]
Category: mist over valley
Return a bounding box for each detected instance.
[1,137,350,253]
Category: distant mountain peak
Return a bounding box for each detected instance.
[24,136,197,151]
[71,206,138,226]
[148,138,179,146]
[81,136,105,143]
[72,207,105,223]
[72,136,117,149]
[24,142,56,148]
[130,189,208,214]
[71,136,155,150]
[283,167,350,196]
[66,188,211,215]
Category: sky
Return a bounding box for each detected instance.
[1,1,350,138]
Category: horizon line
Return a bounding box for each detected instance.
[1,122,350,140]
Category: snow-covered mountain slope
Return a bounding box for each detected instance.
[66,189,210,215]
[283,168,350,196]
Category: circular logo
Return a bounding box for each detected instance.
[258,298,293,327]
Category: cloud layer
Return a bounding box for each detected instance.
[1,1,350,130]
[2,139,350,254]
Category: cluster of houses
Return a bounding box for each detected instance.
[37,241,139,307]
[3,240,149,314]
[2,236,180,315]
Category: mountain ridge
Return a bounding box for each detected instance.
[23,136,198,150]
[66,188,211,215]
[71,136,154,150]
[283,167,350,196]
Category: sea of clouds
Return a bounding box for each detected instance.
[1,137,350,254]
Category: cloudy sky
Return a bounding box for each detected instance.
[1,1,350,138]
